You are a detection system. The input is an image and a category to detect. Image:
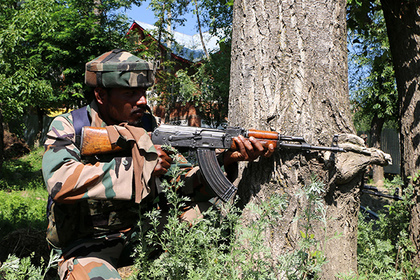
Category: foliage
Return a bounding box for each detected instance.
[0,253,44,280]
[0,146,44,190]
[347,0,398,132]
[354,179,420,279]
[132,166,328,279]
[0,0,137,136]
[193,0,234,39]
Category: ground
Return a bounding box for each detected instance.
[3,130,30,159]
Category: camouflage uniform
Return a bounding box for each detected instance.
[43,50,217,279]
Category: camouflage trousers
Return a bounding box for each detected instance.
[55,201,212,280]
[57,236,127,280]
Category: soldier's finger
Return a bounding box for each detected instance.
[249,136,265,154]
[233,137,248,160]
[264,143,275,157]
[239,135,253,150]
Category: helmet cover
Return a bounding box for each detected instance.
[85,49,154,88]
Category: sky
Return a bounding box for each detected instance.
[120,1,198,36]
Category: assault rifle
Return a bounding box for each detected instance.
[80,124,345,202]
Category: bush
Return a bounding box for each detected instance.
[355,179,420,279]
[131,170,328,279]
[0,189,47,237]
[0,253,44,280]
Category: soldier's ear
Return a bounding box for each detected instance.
[94,87,107,105]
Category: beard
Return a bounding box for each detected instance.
[128,118,143,127]
[127,105,148,127]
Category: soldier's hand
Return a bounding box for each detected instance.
[224,135,275,166]
[152,145,173,176]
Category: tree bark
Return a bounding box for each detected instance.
[370,114,385,186]
[228,0,389,277]
[194,0,209,59]
[381,0,420,264]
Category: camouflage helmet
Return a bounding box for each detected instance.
[85,49,154,88]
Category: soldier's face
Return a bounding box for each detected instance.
[95,87,148,126]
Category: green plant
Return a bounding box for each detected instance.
[355,181,420,279]
[0,146,44,191]
[132,149,236,279]
[0,253,44,280]
[132,164,329,279]
[278,176,328,280]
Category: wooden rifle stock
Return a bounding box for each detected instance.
[80,127,123,156]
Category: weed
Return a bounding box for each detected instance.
[355,177,420,279]
[132,167,328,279]
[278,175,328,279]
[0,253,46,280]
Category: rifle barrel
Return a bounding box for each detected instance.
[278,142,345,152]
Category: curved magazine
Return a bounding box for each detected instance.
[196,148,237,202]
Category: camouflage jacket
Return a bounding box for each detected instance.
[43,102,161,248]
[43,101,158,203]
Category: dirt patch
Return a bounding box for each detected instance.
[0,227,49,267]
[3,130,30,159]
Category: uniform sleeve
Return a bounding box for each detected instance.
[42,115,134,203]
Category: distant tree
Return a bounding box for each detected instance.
[380,0,420,264]
[192,0,233,126]
[0,0,141,158]
[138,0,233,126]
[347,0,398,184]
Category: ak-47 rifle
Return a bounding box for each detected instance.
[80,124,345,202]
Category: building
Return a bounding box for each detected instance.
[128,21,222,127]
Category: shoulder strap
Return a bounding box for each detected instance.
[47,106,90,220]
[71,106,90,148]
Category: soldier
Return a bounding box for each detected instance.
[42,49,273,279]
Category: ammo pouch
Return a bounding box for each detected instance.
[46,199,139,249]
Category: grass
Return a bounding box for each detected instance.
[0,146,48,269]
[0,146,44,191]
[0,146,47,237]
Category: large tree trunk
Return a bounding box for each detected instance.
[381,0,420,264]
[228,0,389,278]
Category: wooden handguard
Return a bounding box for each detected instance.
[80,126,123,156]
[229,129,279,150]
